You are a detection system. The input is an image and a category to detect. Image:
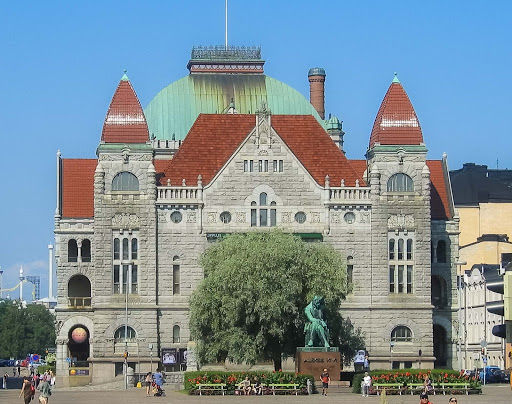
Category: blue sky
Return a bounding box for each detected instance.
[0,1,510,300]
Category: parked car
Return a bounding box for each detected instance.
[0,359,9,367]
[479,366,506,383]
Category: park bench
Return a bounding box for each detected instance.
[197,383,227,396]
[373,383,404,395]
[268,383,299,395]
[441,382,469,395]
[406,383,436,395]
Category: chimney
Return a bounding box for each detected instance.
[308,67,326,119]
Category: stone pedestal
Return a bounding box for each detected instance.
[296,347,341,381]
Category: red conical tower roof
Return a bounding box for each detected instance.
[101,73,149,143]
[369,75,423,148]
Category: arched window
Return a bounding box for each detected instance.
[437,240,447,263]
[431,275,446,308]
[347,256,354,287]
[387,173,414,192]
[251,192,276,227]
[173,255,180,295]
[391,326,412,342]
[81,239,91,262]
[112,172,139,191]
[68,274,91,307]
[173,325,181,343]
[114,326,136,341]
[68,239,78,262]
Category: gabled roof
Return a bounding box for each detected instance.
[158,114,364,187]
[369,78,423,148]
[101,74,149,144]
[62,159,97,218]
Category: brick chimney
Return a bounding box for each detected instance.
[308,67,326,119]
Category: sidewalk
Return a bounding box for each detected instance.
[0,383,510,404]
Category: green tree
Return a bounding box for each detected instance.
[189,230,365,370]
[0,301,56,358]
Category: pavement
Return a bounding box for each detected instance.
[0,384,511,404]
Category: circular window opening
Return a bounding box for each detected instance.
[170,211,182,223]
[220,211,232,224]
[344,212,356,224]
[295,212,307,224]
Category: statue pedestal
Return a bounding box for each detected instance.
[296,347,341,381]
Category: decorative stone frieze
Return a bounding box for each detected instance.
[387,213,414,229]
[112,213,140,228]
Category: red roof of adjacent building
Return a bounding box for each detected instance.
[101,75,149,143]
[158,114,364,187]
[369,79,423,148]
[62,159,97,218]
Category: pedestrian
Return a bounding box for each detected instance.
[13,367,17,377]
[18,365,21,377]
[363,355,370,371]
[448,398,457,404]
[320,368,330,396]
[19,377,33,404]
[419,392,433,404]
[362,372,372,397]
[145,372,152,396]
[3,373,8,389]
[37,378,52,404]
[49,371,55,387]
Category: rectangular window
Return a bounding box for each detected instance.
[260,209,268,226]
[122,265,129,293]
[270,209,276,226]
[389,239,395,260]
[122,238,129,260]
[407,265,413,293]
[398,265,404,293]
[279,160,283,172]
[347,264,353,286]
[131,239,138,260]
[114,265,120,294]
[114,239,120,260]
[398,239,404,260]
[244,160,248,172]
[251,209,257,226]
[263,160,269,172]
[173,264,180,295]
[389,266,395,293]
[258,160,263,172]
[273,160,278,172]
[249,160,253,172]
[407,239,413,260]
[131,265,138,294]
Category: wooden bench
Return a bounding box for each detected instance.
[197,383,227,396]
[441,382,469,395]
[268,383,299,395]
[373,383,404,395]
[406,383,436,395]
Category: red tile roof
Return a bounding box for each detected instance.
[427,160,451,220]
[101,77,149,143]
[369,81,423,148]
[62,159,97,218]
[160,114,364,187]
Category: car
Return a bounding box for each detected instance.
[0,359,9,367]
[479,366,506,383]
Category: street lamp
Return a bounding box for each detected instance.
[455,260,467,371]
[149,343,153,373]
[124,276,128,390]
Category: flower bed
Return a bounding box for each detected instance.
[352,369,481,394]
[184,370,315,395]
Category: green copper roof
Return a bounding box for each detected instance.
[392,73,400,83]
[144,74,325,140]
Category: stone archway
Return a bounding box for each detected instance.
[433,324,448,368]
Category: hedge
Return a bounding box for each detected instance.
[184,370,316,394]
[352,369,481,394]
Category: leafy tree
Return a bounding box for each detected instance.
[189,230,365,370]
[0,301,56,359]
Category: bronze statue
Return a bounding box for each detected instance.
[304,296,330,347]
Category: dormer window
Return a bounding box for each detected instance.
[387,173,413,192]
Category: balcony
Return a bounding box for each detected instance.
[68,297,92,308]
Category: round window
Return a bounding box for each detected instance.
[295,212,307,224]
[170,211,182,223]
[220,211,232,224]
[344,212,356,224]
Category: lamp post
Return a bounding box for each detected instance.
[124,274,128,390]
[455,260,467,371]
[390,341,395,369]
[149,343,153,373]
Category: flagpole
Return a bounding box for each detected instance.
[225,0,228,50]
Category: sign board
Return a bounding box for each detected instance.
[483,356,488,364]
[161,348,177,365]
[481,340,488,348]
[31,354,39,362]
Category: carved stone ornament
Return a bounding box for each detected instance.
[187,211,197,223]
[388,214,414,229]
[158,212,168,223]
[236,212,246,223]
[281,212,292,223]
[331,212,341,224]
[112,213,140,228]
[360,211,370,223]
[311,212,321,223]
[207,212,216,223]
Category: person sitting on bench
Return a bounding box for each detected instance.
[242,377,251,395]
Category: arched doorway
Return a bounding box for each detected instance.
[433,324,447,368]
[68,325,90,367]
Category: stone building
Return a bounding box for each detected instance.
[54,46,458,386]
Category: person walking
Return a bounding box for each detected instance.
[145,372,152,396]
[37,378,52,404]
[13,367,17,377]
[19,377,33,404]
[362,372,372,397]
[320,368,330,396]
[3,373,8,389]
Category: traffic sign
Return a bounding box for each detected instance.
[32,354,39,362]
[480,340,487,348]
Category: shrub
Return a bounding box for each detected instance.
[183,370,315,394]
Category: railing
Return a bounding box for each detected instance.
[68,297,92,308]
[191,45,261,60]
[329,187,371,202]
[157,186,202,203]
